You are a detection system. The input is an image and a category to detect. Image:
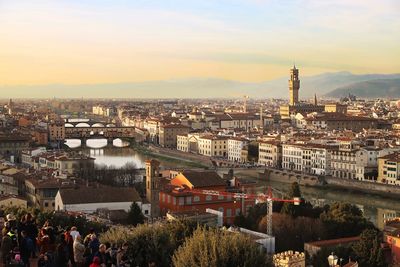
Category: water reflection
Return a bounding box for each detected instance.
[88,147,146,168]
[254,179,400,229]
[65,138,130,149]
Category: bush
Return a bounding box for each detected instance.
[1,207,107,237]
[173,227,270,267]
[99,219,198,267]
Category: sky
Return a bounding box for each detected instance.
[0,0,399,87]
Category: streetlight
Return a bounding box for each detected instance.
[327,252,338,267]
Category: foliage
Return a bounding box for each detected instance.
[247,141,259,162]
[172,227,271,267]
[127,202,145,226]
[310,245,353,267]
[99,219,198,267]
[280,182,302,216]
[258,213,326,252]
[352,228,387,267]
[320,202,373,239]
[75,162,140,186]
[99,226,135,247]
[1,206,107,237]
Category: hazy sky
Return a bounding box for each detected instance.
[0,0,399,86]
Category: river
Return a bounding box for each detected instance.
[65,138,400,229]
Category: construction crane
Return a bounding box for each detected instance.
[190,187,301,236]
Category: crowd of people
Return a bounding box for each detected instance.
[0,213,130,267]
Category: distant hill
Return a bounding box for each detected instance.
[325,79,400,98]
[1,72,400,99]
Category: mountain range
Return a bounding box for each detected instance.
[1,72,400,99]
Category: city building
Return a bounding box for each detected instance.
[48,121,65,142]
[306,112,377,131]
[55,186,149,215]
[0,195,27,208]
[159,124,190,148]
[159,170,254,224]
[280,66,325,119]
[146,159,161,218]
[258,140,282,167]
[304,237,360,262]
[378,153,400,185]
[198,135,228,157]
[330,139,360,180]
[227,138,249,163]
[25,178,73,211]
[273,251,305,267]
[0,134,30,162]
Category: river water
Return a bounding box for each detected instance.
[65,138,400,229]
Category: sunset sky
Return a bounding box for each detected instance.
[0,0,399,86]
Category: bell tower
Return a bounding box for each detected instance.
[145,159,160,218]
[289,65,300,105]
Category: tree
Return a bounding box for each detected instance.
[281,182,303,217]
[172,227,270,267]
[247,141,259,162]
[100,219,197,267]
[258,213,326,252]
[310,246,353,267]
[127,202,145,226]
[352,228,387,267]
[320,202,373,239]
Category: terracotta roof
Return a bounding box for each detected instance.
[181,170,227,188]
[305,236,360,247]
[380,152,400,162]
[58,186,141,204]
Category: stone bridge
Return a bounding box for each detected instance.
[65,126,139,139]
[64,118,115,128]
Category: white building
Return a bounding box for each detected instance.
[55,186,150,216]
[227,138,248,163]
[258,140,282,167]
[282,143,304,172]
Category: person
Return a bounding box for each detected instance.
[1,233,13,265]
[116,243,129,267]
[37,228,53,255]
[70,226,80,240]
[24,214,38,258]
[84,228,95,247]
[64,227,75,266]
[38,253,53,267]
[7,227,19,249]
[95,244,110,267]
[89,234,100,257]
[108,244,118,267]
[73,235,85,267]
[90,256,101,267]
[20,230,34,267]
[54,234,69,267]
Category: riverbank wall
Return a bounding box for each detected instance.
[146,145,213,168]
[257,168,400,197]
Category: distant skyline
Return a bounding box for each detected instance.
[1,0,399,91]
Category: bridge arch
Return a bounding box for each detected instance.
[65,123,74,128]
[92,123,105,127]
[75,122,91,127]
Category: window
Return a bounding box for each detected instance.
[186,196,192,205]
[194,196,200,202]
[226,209,232,217]
[235,208,241,216]
[206,195,212,201]
[44,202,48,207]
